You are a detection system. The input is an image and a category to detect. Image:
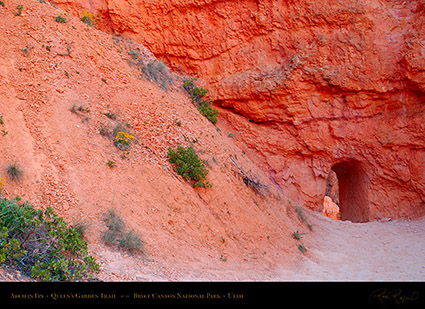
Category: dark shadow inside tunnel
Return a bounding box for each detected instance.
[327,160,369,223]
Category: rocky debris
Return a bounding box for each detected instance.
[0,0,295,282]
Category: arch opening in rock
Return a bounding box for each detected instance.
[325,160,369,223]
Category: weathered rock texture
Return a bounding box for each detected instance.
[55,0,425,221]
[323,196,340,221]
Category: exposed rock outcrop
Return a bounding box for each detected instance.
[55,0,425,220]
[323,196,340,221]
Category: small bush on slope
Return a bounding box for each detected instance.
[6,163,23,182]
[183,77,219,124]
[0,197,99,281]
[168,146,211,188]
[126,48,173,90]
[141,60,174,90]
[102,208,143,253]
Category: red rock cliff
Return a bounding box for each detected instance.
[54,0,425,221]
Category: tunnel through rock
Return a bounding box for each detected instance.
[323,161,369,223]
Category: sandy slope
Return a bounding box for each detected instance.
[0,0,299,281]
[90,209,425,282]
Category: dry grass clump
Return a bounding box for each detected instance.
[6,163,23,181]
[103,208,143,253]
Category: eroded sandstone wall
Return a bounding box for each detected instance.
[54,0,425,220]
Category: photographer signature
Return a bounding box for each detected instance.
[369,288,419,305]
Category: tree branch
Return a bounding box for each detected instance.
[55,41,73,56]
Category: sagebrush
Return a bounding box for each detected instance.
[102,208,143,253]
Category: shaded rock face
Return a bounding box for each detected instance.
[56,0,425,220]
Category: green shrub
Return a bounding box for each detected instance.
[55,15,67,23]
[198,100,219,124]
[183,77,219,124]
[0,197,99,281]
[292,230,307,240]
[168,146,211,188]
[15,4,23,15]
[293,204,313,230]
[298,244,307,254]
[106,160,116,168]
[183,77,205,105]
[295,205,306,223]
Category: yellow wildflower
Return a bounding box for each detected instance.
[114,131,134,150]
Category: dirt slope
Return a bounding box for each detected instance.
[0,0,423,282]
[0,0,301,281]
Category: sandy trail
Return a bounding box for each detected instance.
[93,210,425,282]
[1,207,423,282]
[278,211,425,281]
